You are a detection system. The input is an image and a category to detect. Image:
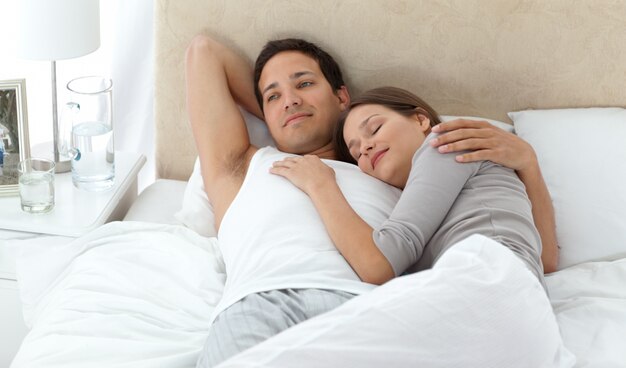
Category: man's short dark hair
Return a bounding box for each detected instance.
[253,38,346,112]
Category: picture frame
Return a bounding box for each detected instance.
[0,79,30,196]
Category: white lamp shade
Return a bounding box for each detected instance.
[19,0,101,61]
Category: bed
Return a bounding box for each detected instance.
[9,0,626,367]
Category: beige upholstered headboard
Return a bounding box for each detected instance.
[154,0,626,180]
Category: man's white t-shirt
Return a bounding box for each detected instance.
[212,147,400,321]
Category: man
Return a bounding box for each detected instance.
[185,35,558,367]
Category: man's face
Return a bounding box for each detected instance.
[258,51,349,157]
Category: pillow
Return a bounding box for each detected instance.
[175,113,512,237]
[510,107,626,270]
[174,157,216,237]
[440,115,515,133]
[174,108,272,237]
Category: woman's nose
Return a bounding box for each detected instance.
[360,139,374,155]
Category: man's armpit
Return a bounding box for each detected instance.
[223,148,253,179]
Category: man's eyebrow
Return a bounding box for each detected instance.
[292,71,314,79]
[261,71,315,96]
[347,114,379,150]
[261,82,278,96]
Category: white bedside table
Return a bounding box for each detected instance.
[0,151,146,367]
[0,151,146,236]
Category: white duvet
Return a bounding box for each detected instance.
[11,222,225,368]
[545,258,626,367]
[9,222,626,367]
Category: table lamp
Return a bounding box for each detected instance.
[18,0,101,173]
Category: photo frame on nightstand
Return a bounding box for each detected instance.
[0,79,30,196]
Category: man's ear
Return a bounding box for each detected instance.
[337,86,350,111]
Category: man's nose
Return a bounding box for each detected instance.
[283,89,302,110]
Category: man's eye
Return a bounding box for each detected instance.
[267,94,278,102]
[299,81,313,88]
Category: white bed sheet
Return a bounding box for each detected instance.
[9,209,626,367]
[216,234,575,367]
[213,251,626,368]
[123,179,188,224]
[10,221,224,368]
[545,257,626,367]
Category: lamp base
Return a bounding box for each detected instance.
[31,141,72,173]
[55,159,71,173]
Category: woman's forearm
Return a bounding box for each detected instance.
[309,182,395,285]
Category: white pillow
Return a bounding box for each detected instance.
[174,158,217,237]
[174,108,273,237]
[440,115,515,133]
[510,107,626,270]
[175,114,512,237]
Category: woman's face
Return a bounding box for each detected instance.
[343,104,431,188]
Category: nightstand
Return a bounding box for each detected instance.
[0,151,146,367]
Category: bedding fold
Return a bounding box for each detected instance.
[11,221,225,368]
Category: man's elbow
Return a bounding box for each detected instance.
[185,34,222,67]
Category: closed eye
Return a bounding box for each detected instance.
[348,149,361,161]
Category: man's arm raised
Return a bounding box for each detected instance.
[185,35,262,229]
[429,119,559,273]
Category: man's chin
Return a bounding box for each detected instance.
[274,142,305,155]
[275,137,313,154]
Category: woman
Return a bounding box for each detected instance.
[270,86,546,287]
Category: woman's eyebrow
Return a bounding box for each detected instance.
[347,114,379,149]
[358,114,379,131]
[347,138,357,150]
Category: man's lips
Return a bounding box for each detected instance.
[284,112,311,127]
[371,149,388,169]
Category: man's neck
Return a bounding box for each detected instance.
[308,145,336,160]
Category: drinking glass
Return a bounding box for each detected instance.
[65,76,115,191]
[18,158,55,213]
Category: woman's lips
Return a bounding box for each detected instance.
[371,149,388,169]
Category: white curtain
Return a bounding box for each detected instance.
[109,0,155,191]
